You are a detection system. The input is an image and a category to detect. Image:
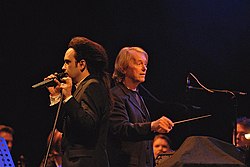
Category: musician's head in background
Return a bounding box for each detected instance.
[0,125,14,151]
[233,116,250,149]
[153,134,175,159]
[40,129,63,167]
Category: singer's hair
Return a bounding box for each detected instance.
[68,36,111,90]
[68,36,112,110]
[112,47,148,83]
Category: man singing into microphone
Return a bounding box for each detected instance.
[44,36,112,167]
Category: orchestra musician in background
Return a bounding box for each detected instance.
[233,116,250,166]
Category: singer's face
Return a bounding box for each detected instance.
[62,48,81,81]
[124,51,147,86]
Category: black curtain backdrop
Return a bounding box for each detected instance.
[1,0,250,166]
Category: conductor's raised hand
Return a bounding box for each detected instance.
[151,116,174,133]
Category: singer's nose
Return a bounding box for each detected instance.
[62,64,66,71]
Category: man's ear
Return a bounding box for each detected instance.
[79,60,86,72]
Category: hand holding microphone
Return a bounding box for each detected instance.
[59,76,73,100]
[32,72,74,100]
[32,72,66,89]
[44,73,64,97]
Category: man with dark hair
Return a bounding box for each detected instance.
[153,134,174,159]
[233,116,250,166]
[234,116,250,149]
[45,36,112,167]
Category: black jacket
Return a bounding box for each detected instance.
[108,83,155,167]
[56,75,111,167]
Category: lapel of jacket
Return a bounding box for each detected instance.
[73,78,98,101]
[139,95,151,120]
[119,83,148,119]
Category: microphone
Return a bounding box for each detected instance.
[32,72,66,89]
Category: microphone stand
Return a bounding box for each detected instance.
[186,73,247,147]
[187,86,247,96]
[187,85,241,146]
[43,92,63,167]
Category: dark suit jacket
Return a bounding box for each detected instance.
[56,75,111,167]
[108,83,155,167]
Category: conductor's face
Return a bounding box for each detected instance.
[124,51,148,86]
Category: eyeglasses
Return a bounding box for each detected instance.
[245,133,250,140]
[237,132,250,140]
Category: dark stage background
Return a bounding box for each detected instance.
[1,0,250,166]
